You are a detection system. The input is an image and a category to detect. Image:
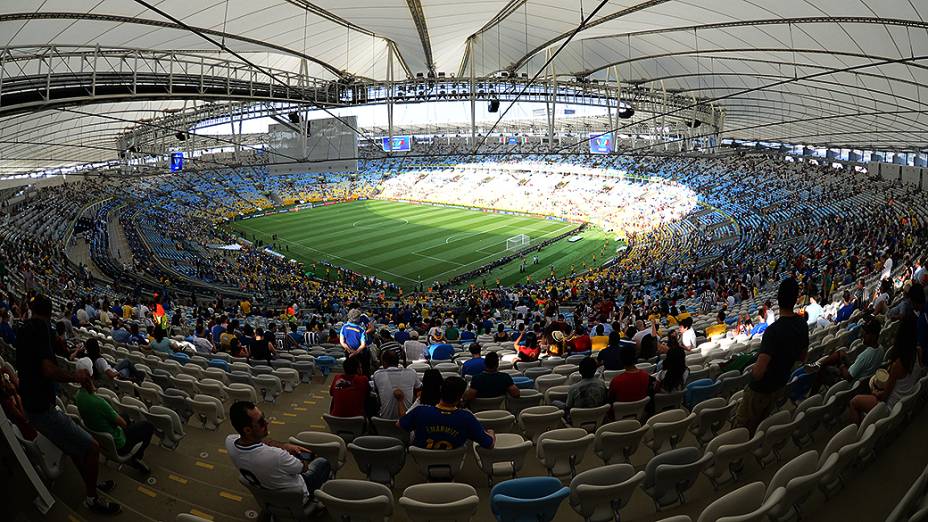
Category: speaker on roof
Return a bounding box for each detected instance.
[175,132,187,141]
[685,119,701,128]
[618,107,635,119]
[488,99,500,112]
[288,112,300,124]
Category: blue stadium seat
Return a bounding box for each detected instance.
[490,476,569,522]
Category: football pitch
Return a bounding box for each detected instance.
[230,199,613,288]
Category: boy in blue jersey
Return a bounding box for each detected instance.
[398,376,495,450]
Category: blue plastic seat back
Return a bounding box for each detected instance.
[490,477,569,522]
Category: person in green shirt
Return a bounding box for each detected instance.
[444,320,460,341]
[75,380,154,475]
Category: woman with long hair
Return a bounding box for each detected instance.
[654,341,689,393]
[850,317,920,423]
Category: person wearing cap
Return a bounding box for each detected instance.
[810,316,884,393]
[340,309,371,375]
[736,278,809,435]
[15,295,120,514]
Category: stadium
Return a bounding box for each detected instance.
[1,2,928,522]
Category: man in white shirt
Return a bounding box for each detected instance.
[804,296,823,326]
[188,325,214,355]
[226,401,329,506]
[372,350,421,419]
[404,330,428,362]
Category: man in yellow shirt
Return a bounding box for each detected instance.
[590,324,609,352]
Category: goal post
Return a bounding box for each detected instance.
[505,234,530,251]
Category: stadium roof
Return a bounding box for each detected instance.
[1,0,927,174]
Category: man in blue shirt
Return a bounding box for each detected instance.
[211,316,227,346]
[835,291,856,322]
[110,319,131,344]
[340,309,370,375]
[398,376,494,450]
[460,344,485,377]
[393,323,410,345]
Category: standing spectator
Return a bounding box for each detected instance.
[607,343,652,403]
[678,317,697,352]
[737,278,809,435]
[227,401,330,507]
[329,356,370,418]
[372,350,420,419]
[399,376,495,450]
[340,309,371,375]
[460,343,486,377]
[464,352,519,400]
[15,295,120,514]
[75,379,154,475]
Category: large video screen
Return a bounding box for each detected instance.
[382,135,412,152]
[169,152,184,172]
[589,132,614,154]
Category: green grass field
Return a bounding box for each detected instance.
[230,199,614,289]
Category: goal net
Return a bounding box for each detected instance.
[505,234,530,251]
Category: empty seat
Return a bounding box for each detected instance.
[506,389,543,415]
[569,404,611,433]
[273,368,300,392]
[292,360,315,383]
[791,394,828,448]
[399,483,479,522]
[225,383,259,403]
[703,428,762,489]
[171,373,200,397]
[490,477,569,522]
[818,424,862,498]
[348,436,407,487]
[469,395,506,413]
[611,397,650,422]
[472,432,533,486]
[239,475,318,521]
[474,410,516,433]
[642,447,712,511]
[315,479,394,522]
[690,397,735,447]
[162,389,194,424]
[535,374,567,395]
[143,405,186,450]
[643,409,695,455]
[253,374,283,403]
[518,405,564,443]
[568,463,644,522]
[323,414,366,443]
[594,420,649,465]
[196,378,228,402]
[752,411,800,468]
[652,390,685,412]
[536,427,594,479]
[685,378,722,409]
[764,449,831,522]
[409,445,468,482]
[697,481,785,522]
[186,394,225,430]
[288,431,346,477]
[88,429,144,468]
[370,416,411,444]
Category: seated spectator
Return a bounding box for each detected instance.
[329,356,370,418]
[460,343,485,377]
[394,323,410,345]
[835,291,856,322]
[492,324,510,343]
[804,295,824,326]
[0,309,16,345]
[568,326,592,353]
[811,317,884,393]
[464,352,519,400]
[110,319,131,344]
[553,357,606,412]
[705,311,728,339]
[590,324,609,352]
[220,320,240,352]
[547,330,568,357]
[850,317,920,423]
[148,326,172,354]
[249,327,276,365]
[608,343,652,403]
[377,328,406,367]
[76,379,154,474]
[514,331,540,362]
[404,330,428,362]
[53,321,74,359]
[372,350,420,419]
[399,376,495,450]
[80,338,144,384]
[445,320,460,341]
[597,331,623,371]
[889,283,924,321]
[187,325,215,354]
[227,401,330,506]
[128,323,148,346]
[735,312,753,336]
[411,369,443,411]
[427,320,445,344]
[654,342,689,393]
